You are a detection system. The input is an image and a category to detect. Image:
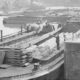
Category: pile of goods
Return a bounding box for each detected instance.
[23,37,57,60]
[4,34,63,66]
[25,45,51,60]
[4,43,52,66]
[4,37,57,66]
[26,22,55,35]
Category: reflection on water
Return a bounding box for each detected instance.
[0,16,20,36]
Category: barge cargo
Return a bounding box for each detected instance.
[0,21,64,80]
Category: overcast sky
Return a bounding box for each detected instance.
[39,0,80,7]
[0,0,80,7]
[0,0,80,12]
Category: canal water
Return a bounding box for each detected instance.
[0,16,21,37]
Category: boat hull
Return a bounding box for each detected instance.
[33,64,64,80]
[0,61,64,80]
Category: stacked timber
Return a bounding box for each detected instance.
[5,49,30,66]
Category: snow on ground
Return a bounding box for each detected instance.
[0,16,20,37]
[64,30,80,43]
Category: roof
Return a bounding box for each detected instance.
[62,22,80,33]
[67,17,80,22]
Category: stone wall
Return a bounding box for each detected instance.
[65,42,80,80]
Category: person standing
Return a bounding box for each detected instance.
[63,33,66,41]
[55,34,60,50]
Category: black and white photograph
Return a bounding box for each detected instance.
[0,0,80,80]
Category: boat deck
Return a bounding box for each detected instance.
[0,48,64,80]
[0,28,62,49]
[0,27,63,80]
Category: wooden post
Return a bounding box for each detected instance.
[0,30,3,42]
[21,25,23,35]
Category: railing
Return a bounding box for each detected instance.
[0,30,26,41]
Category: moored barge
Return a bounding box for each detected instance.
[0,21,64,80]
